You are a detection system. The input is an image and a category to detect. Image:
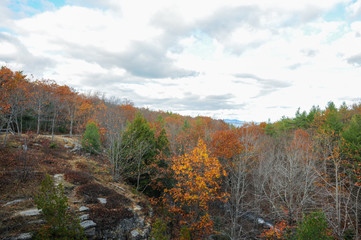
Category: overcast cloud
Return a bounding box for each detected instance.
[1,0,361,122]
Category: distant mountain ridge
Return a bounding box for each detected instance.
[223,119,247,127]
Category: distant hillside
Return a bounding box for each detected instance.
[223,119,247,127]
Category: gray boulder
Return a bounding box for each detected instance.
[15,208,41,217]
[80,220,97,229]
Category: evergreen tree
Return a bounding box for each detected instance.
[82,121,101,154]
[121,112,156,166]
[34,174,84,239]
[294,108,310,129]
[342,114,361,161]
[296,211,332,240]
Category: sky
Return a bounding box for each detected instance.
[1,0,361,122]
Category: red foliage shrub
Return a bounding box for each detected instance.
[76,183,115,204]
[64,170,93,185]
[90,206,133,230]
[105,193,131,209]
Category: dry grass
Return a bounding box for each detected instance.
[75,160,88,170]
[76,183,116,204]
[64,170,93,185]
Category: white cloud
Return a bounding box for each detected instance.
[347,0,361,18]
[1,0,360,122]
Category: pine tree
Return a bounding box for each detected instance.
[82,121,101,154]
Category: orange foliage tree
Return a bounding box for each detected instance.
[163,139,227,239]
[210,129,242,161]
[0,66,31,145]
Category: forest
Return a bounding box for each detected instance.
[1,65,361,239]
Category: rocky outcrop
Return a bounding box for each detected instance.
[63,137,82,152]
[78,202,151,239]
[9,202,151,240]
[94,215,151,240]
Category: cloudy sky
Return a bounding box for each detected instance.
[1,0,361,122]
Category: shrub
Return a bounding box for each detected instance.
[82,122,101,154]
[343,229,356,240]
[64,170,93,185]
[49,142,57,149]
[150,218,170,240]
[76,183,115,203]
[296,211,333,240]
[34,174,84,239]
[90,206,133,230]
[180,225,191,240]
[105,193,131,209]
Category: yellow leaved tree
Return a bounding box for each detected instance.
[163,139,227,239]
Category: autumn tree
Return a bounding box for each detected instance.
[0,67,31,145]
[31,79,52,135]
[223,125,266,239]
[313,127,357,238]
[163,139,226,239]
[58,85,79,137]
[164,113,185,155]
[75,92,107,134]
[47,82,64,142]
[210,129,242,161]
[120,102,137,123]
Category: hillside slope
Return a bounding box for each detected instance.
[0,134,151,239]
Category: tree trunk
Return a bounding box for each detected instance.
[37,103,41,135]
[136,154,142,192]
[69,112,74,137]
[335,160,341,238]
[3,116,11,147]
[356,187,360,240]
[15,113,20,136]
[51,110,56,142]
[20,111,23,135]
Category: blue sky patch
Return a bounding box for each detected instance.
[50,0,65,8]
[0,27,15,34]
[323,3,346,21]
[8,0,66,17]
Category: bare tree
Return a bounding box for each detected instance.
[314,130,356,238]
[223,126,263,239]
[257,130,319,225]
